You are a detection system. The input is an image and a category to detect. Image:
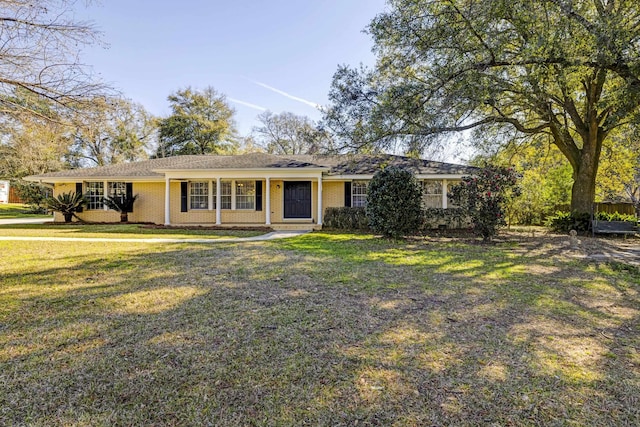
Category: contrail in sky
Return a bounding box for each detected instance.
[229,98,267,111]
[250,79,321,110]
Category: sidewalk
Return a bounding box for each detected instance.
[0,217,54,225]
[0,230,309,243]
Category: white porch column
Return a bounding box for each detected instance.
[265,177,271,225]
[164,178,171,225]
[442,179,448,209]
[317,173,323,225]
[216,177,221,225]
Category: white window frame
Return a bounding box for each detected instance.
[85,182,104,210]
[189,181,209,210]
[422,180,443,209]
[220,180,232,210]
[352,180,368,208]
[235,180,255,210]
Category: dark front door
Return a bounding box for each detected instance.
[284,181,312,219]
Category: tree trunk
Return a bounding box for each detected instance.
[120,212,128,222]
[570,134,602,214]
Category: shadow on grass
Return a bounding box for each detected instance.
[0,223,264,238]
[0,234,638,425]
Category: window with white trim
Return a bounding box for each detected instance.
[352,180,368,207]
[235,180,255,210]
[189,181,208,210]
[85,182,104,210]
[221,180,232,210]
[108,181,126,198]
[422,180,443,208]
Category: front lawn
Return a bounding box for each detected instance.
[0,203,51,219]
[0,232,638,426]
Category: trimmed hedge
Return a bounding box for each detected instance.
[323,207,369,230]
[324,206,473,232]
[545,211,638,233]
[421,208,471,230]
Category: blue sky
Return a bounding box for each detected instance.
[74,0,387,136]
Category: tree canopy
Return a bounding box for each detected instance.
[68,97,157,167]
[156,87,237,157]
[324,0,640,213]
[0,0,106,119]
[253,111,330,155]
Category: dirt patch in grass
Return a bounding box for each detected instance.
[0,233,638,426]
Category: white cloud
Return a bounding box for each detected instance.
[229,98,267,112]
[250,79,321,110]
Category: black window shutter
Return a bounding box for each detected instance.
[180,182,188,212]
[344,182,352,207]
[126,183,133,212]
[76,182,84,212]
[255,180,263,211]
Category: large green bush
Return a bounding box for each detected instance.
[449,166,520,241]
[421,208,471,230]
[366,166,423,238]
[546,211,637,233]
[323,207,369,230]
[11,180,51,214]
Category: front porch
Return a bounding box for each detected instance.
[163,174,324,230]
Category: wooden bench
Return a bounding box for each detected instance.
[592,220,638,237]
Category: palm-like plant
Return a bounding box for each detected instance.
[103,194,138,222]
[45,192,87,223]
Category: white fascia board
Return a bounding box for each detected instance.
[23,176,165,184]
[162,168,328,180]
[322,174,374,181]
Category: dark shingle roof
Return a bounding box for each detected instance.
[153,152,326,170]
[26,156,206,179]
[288,154,477,175]
[26,153,476,181]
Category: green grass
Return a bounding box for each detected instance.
[0,203,51,219]
[0,231,638,426]
[0,223,265,239]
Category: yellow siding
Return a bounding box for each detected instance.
[323,181,344,209]
[130,182,165,224]
[270,180,283,222]
[51,178,352,226]
[53,181,165,223]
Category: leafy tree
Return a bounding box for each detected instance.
[253,111,332,155]
[156,87,237,157]
[0,0,106,119]
[473,141,572,224]
[45,191,86,223]
[324,0,640,214]
[449,167,520,241]
[0,114,71,179]
[68,97,156,167]
[366,166,423,238]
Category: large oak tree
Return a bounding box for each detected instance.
[324,0,640,213]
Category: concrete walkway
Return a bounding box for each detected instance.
[0,230,309,244]
[0,217,54,225]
